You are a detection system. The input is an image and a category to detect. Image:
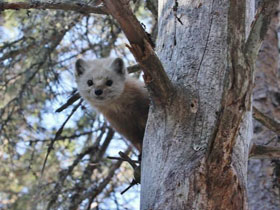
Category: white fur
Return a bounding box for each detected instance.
[74,57,150,151]
[75,58,126,107]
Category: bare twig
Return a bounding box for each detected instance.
[56,92,81,112]
[107,156,140,164]
[108,151,141,194]
[0,1,107,14]
[0,42,35,62]
[253,106,280,135]
[47,137,97,210]
[244,0,278,63]
[118,151,137,169]
[84,147,132,207]
[97,128,114,158]
[121,179,138,194]
[68,128,109,210]
[102,0,174,105]
[28,131,93,143]
[249,143,280,159]
[41,99,82,175]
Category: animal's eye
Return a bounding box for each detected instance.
[87,80,93,86]
[106,80,113,86]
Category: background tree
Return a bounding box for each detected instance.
[1,0,280,209]
[248,5,280,209]
[0,1,157,209]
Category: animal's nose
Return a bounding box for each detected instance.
[95,89,103,96]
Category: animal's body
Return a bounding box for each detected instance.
[75,57,149,152]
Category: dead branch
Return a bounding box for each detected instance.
[46,138,97,210]
[68,127,109,209]
[84,147,132,207]
[250,143,280,159]
[244,0,279,63]
[253,106,280,135]
[28,131,92,143]
[118,151,138,169]
[101,0,174,105]
[107,156,140,164]
[42,99,83,175]
[56,92,81,112]
[0,1,107,14]
[121,179,138,194]
[108,151,141,194]
[97,128,114,158]
[127,64,141,73]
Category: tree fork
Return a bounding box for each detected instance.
[101,0,174,106]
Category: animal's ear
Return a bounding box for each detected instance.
[75,59,87,76]
[110,58,125,75]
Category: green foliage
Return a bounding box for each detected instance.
[0,1,155,209]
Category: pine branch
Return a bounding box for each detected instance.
[0,1,107,14]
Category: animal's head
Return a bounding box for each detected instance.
[75,57,127,106]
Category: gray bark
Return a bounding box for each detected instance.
[141,0,254,209]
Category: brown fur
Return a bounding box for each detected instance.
[75,57,149,152]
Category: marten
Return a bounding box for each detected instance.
[75,57,149,152]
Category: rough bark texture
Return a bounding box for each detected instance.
[141,0,255,209]
[247,10,280,210]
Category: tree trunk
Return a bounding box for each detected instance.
[141,0,255,209]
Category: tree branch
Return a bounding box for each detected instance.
[127,64,141,73]
[42,99,83,175]
[0,1,107,14]
[253,106,280,135]
[244,0,278,63]
[28,131,92,143]
[56,92,81,113]
[46,137,97,210]
[249,143,280,159]
[101,0,174,105]
[84,147,132,206]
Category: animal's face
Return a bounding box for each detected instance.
[75,58,126,106]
